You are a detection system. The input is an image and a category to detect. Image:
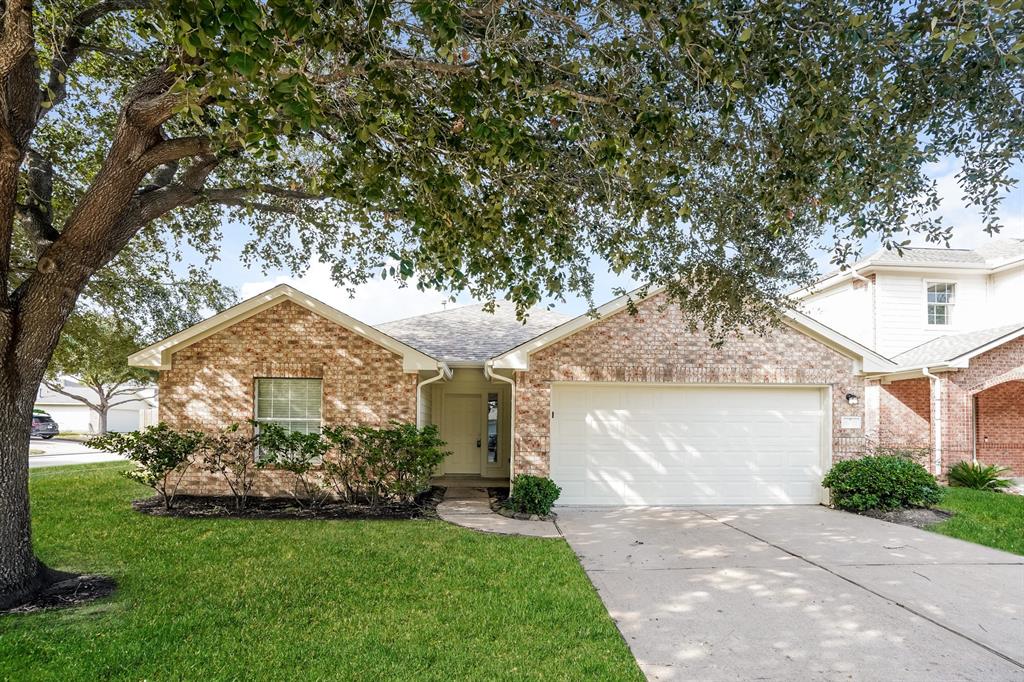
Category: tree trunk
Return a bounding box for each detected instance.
[0,363,68,609]
[97,402,108,435]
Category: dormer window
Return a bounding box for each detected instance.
[926,282,955,325]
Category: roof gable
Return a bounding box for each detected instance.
[128,284,440,372]
[488,286,896,373]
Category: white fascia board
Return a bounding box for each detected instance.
[491,284,896,374]
[948,326,1024,365]
[793,262,993,299]
[128,284,440,372]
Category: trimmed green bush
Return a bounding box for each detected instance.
[508,475,561,516]
[947,461,1012,491]
[89,423,203,509]
[822,456,941,511]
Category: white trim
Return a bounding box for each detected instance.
[923,279,957,330]
[489,285,896,373]
[128,284,440,372]
[792,261,995,299]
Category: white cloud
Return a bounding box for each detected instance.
[239,260,468,324]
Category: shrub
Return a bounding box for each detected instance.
[947,461,1012,491]
[322,422,447,506]
[89,423,203,509]
[822,456,942,511]
[256,422,331,508]
[508,475,561,516]
[197,424,265,509]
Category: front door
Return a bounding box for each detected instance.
[442,393,482,474]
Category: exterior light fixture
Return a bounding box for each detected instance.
[845,393,859,406]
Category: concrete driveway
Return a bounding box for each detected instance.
[557,505,1024,681]
[28,438,124,468]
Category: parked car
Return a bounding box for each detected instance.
[31,414,59,439]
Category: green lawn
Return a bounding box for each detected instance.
[930,487,1024,556]
[0,463,641,681]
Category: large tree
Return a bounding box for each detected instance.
[0,0,1020,607]
[43,312,154,435]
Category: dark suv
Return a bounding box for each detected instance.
[31,414,59,439]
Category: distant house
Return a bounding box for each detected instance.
[34,377,158,434]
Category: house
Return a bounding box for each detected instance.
[795,239,1024,477]
[34,377,158,434]
[128,284,894,505]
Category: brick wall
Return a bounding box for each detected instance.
[513,293,866,477]
[158,300,418,496]
[974,380,1024,474]
[940,336,1024,476]
[878,377,931,447]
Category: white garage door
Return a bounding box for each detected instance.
[550,384,827,505]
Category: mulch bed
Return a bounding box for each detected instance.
[3,574,117,615]
[133,486,446,521]
[859,507,954,529]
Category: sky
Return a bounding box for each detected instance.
[208,159,1023,325]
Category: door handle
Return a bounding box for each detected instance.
[476,438,482,448]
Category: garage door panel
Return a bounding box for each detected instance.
[550,384,826,505]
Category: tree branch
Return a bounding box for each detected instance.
[0,0,32,82]
[21,149,60,254]
[39,0,153,120]
[41,379,100,412]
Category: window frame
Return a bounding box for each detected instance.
[252,378,324,460]
[924,280,956,328]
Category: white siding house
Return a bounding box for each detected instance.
[796,240,1024,358]
[35,378,157,434]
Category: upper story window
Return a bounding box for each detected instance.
[254,378,323,435]
[926,282,955,326]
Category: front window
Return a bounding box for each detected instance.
[926,282,955,326]
[254,378,323,435]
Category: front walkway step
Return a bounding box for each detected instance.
[436,487,561,538]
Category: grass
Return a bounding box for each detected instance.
[929,487,1024,556]
[0,463,641,681]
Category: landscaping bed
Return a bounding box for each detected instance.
[859,506,953,529]
[487,486,557,521]
[133,486,446,521]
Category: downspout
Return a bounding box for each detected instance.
[416,363,451,428]
[484,360,516,488]
[850,266,876,350]
[922,367,942,475]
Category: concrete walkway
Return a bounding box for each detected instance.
[436,486,561,538]
[559,505,1024,681]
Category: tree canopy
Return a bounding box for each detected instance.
[11,0,1023,337]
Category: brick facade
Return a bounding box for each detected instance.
[158,300,418,496]
[975,381,1024,474]
[941,336,1024,476]
[878,377,931,447]
[875,337,1024,476]
[513,294,866,477]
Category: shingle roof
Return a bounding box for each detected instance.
[810,238,1024,286]
[893,322,1024,367]
[376,303,573,363]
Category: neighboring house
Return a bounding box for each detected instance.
[34,377,158,434]
[129,284,894,505]
[795,239,1024,477]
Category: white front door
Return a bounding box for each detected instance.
[442,393,483,474]
[550,384,827,505]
